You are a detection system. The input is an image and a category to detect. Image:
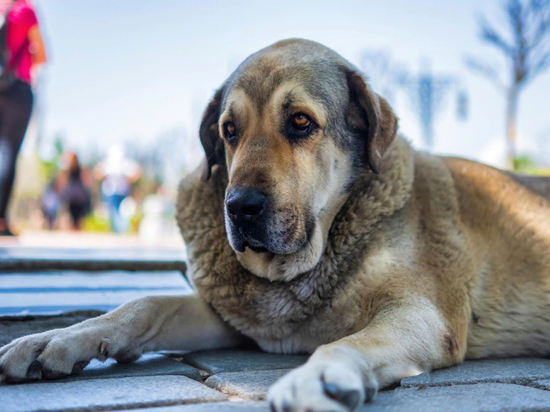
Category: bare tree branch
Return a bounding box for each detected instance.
[479,16,515,55]
[528,51,550,79]
[527,7,550,48]
[468,0,550,170]
[464,56,507,91]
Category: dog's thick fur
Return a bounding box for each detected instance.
[1,39,550,412]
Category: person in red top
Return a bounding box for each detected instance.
[0,0,46,236]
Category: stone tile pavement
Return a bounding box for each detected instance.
[2,244,550,411]
[2,313,550,412]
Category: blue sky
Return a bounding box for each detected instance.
[31,0,550,169]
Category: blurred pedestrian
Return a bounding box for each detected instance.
[94,145,141,233]
[41,176,60,229]
[0,0,46,236]
[138,182,176,242]
[61,152,90,230]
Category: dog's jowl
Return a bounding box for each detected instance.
[2,39,550,412]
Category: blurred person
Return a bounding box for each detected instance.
[61,152,90,230]
[93,145,141,233]
[0,0,46,236]
[40,176,60,229]
[138,182,176,242]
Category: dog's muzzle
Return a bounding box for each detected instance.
[225,187,270,253]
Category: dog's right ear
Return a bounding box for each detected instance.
[200,86,226,181]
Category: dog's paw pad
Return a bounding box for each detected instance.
[71,360,90,375]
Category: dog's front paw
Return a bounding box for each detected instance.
[0,329,95,383]
[267,358,377,412]
[0,322,136,383]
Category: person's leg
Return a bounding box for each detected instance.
[68,204,78,230]
[0,82,33,235]
[109,194,126,233]
[68,203,86,231]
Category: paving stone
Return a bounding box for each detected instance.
[65,353,201,382]
[360,383,550,412]
[181,349,307,375]
[401,358,550,388]
[205,369,291,400]
[126,401,270,411]
[0,375,226,412]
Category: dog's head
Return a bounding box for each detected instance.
[199,39,398,281]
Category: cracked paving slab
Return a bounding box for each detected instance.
[0,375,226,412]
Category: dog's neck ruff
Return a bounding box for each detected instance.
[176,137,414,349]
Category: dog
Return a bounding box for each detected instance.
[2,38,550,412]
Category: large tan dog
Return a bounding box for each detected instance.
[2,39,550,412]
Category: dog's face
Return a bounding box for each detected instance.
[200,39,398,281]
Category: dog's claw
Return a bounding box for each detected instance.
[322,377,362,410]
[43,368,67,380]
[99,341,109,357]
[281,399,291,412]
[365,387,377,403]
[340,389,361,409]
[115,352,140,364]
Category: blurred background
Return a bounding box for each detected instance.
[4,0,550,246]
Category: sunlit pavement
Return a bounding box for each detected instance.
[2,232,550,411]
[0,231,189,317]
[0,230,186,249]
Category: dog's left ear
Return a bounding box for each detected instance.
[347,71,398,174]
[200,85,226,181]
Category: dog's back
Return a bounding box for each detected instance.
[440,156,550,359]
[505,172,550,201]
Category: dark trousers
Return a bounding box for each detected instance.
[0,80,33,219]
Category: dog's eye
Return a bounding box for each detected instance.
[291,114,311,132]
[224,122,237,142]
[285,113,315,141]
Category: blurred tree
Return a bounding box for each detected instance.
[399,65,466,150]
[125,126,197,192]
[360,51,467,150]
[358,49,407,105]
[514,154,537,171]
[39,132,65,182]
[466,0,550,170]
[53,133,64,160]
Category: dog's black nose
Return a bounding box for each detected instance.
[226,187,267,223]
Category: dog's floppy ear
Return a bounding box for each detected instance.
[347,71,398,174]
[200,86,226,181]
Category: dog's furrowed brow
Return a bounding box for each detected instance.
[228,106,236,122]
[281,90,312,113]
[276,89,327,128]
[282,92,295,111]
[220,98,247,129]
[219,104,236,132]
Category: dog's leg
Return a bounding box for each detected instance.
[0,294,246,383]
[268,296,464,412]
